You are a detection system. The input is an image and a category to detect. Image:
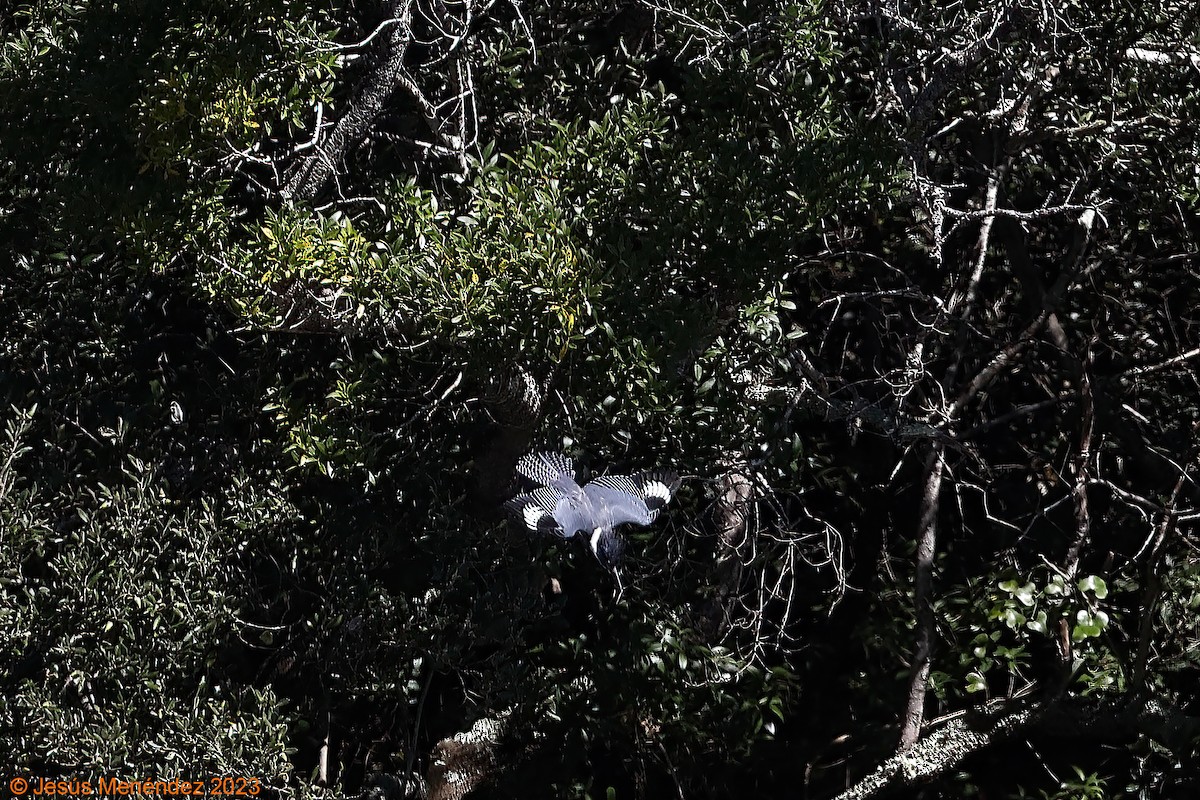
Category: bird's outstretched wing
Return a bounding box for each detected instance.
[515,451,578,488]
[584,470,681,528]
[505,485,591,538]
[505,492,566,537]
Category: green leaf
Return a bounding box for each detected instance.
[1071,609,1109,640]
[1077,575,1108,599]
[1001,607,1026,630]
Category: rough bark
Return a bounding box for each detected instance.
[472,364,545,509]
[425,716,507,800]
[700,466,754,642]
[282,1,416,202]
[896,446,945,751]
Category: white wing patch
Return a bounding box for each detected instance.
[643,480,672,502]
[522,503,544,530]
[637,470,681,515]
[505,491,570,537]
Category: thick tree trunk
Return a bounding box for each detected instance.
[472,364,545,509]
[426,716,507,800]
[700,467,754,642]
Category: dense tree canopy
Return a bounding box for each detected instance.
[2,0,1199,798]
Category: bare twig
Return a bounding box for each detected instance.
[1132,466,1191,695]
[1063,349,1096,581]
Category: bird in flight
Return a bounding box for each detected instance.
[505,451,681,569]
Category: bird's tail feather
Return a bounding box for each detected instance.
[515,451,576,487]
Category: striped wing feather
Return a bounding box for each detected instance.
[504,494,566,536]
[515,451,577,487]
[584,470,680,528]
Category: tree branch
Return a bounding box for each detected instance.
[282,1,417,202]
[837,696,1200,800]
[897,445,945,751]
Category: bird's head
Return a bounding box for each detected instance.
[589,526,626,569]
